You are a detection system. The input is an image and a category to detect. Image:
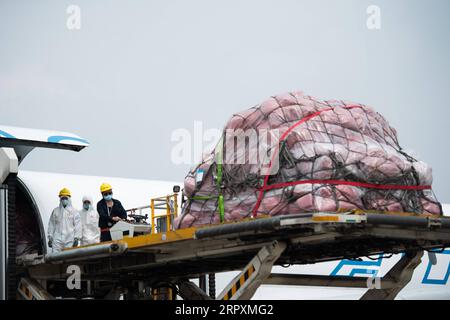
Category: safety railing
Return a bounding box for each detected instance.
[150,193,179,234]
[125,191,180,234]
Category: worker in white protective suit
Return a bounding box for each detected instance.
[79,195,100,246]
[47,188,82,253]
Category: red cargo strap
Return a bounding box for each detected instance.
[260,179,432,192]
[251,104,432,216]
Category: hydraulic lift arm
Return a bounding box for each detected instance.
[218,240,286,300]
[360,250,424,300]
[264,250,425,300]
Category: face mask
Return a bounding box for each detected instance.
[61,199,70,208]
[103,194,113,201]
[83,203,91,210]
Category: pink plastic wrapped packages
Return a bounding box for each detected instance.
[175,91,442,229]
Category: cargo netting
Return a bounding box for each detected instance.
[175,91,442,229]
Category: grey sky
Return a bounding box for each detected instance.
[1,0,449,201]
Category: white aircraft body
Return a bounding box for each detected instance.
[1,125,449,300]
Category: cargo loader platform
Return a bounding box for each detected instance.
[17,211,450,300]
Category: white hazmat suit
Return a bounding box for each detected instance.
[48,198,82,253]
[80,195,100,246]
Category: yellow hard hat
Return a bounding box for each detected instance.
[100,183,112,193]
[59,188,71,197]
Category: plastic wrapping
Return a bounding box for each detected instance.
[175,91,442,229]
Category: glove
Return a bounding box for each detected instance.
[48,237,53,248]
[72,238,79,248]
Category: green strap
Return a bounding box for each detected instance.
[215,136,225,223]
[190,196,215,201]
[216,136,223,188]
[218,195,225,223]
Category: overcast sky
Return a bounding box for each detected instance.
[1,0,449,201]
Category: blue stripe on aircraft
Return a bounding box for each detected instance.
[331,255,383,276]
[349,268,379,277]
[47,135,89,145]
[422,249,450,285]
[0,129,16,139]
[330,251,450,286]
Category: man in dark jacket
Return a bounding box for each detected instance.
[97,183,127,242]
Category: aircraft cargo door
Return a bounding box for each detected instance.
[0,184,8,300]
